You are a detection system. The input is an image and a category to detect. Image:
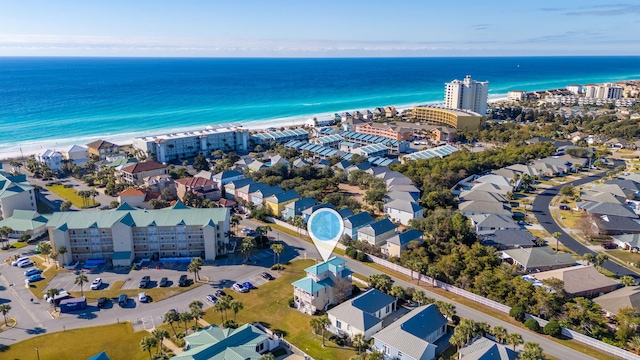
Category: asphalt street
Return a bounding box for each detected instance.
[531,161,639,279]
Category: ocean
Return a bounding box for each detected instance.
[1,56,639,158]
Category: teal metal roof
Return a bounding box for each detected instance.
[304,256,347,275]
[404,144,459,161]
[0,210,48,231]
[174,324,268,360]
[291,277,326,293]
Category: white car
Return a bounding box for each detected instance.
[90,278,103,290]
[12,257,30,266]
[232,282,248,293]
[138,292,148,303]
[18,260,34,268]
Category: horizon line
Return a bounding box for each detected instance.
[1,55,640,59]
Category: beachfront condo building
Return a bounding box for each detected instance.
[131,126,249,163]
[0,168,37,220]
[46,202,230,266]
[584,83,623,100]
[354,122,413,141]
[507,90,527,101]
[444,75,489,114]
[411,107,482,130]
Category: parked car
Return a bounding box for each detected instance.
[24,268,43,276]
[97,297,108,308]
[214,289,227,298]
[118,294,128,307]
[559,204,570,210]
[18,260,34,268]
[206,294,218,303]
[138,292,148,303]
[12,257,30,266]
[232,282,248,293]
[178,275,188,287]
[159,277,168,287]
[139,276,150,288]
[242,281,255,290]
[260,272,274,281]
[241,228,255,235]
[90,278,103,290]
[601,242,618,249]
[27,274,44,283]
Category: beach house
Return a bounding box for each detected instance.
[291,257,352,314]
[175,177,220,202]
[118,161,168,185]
[62,144,90,166]
[36,149,63,171]
[264,190,300,217]
[0,210,48,240]
[86,139,120,160]
[383,199,424,225]
[357,218,398,246]
[282,198,318,221]
[343,211,374,240]
[327,289,397,340]
[385,229,424,257]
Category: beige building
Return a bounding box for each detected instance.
[0,170,37,220]
[507,90,527,101]
[46,202,230,266]
[119,161,168,185]
[445,75,489,114]
[86,139,120,160]
[291,257,352,314]
[411,107,482,130]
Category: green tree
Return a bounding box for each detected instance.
[552,232,562,253]
[163,310,180,336]
[559,185,575,199]
[352,333,366,354]
[57,246,68,265]
[74,273,89,296]
[507,332,524,351]
[259,354,276,360]
[241,236,257,262]
[190,300,205,329]
[192,154,210,172]
[582,253,595,266]
[368,274,394,293]
[518,342,546,360]
[389,285,405,301]
[0,304,11,325]
[230,215,242,231]
[270,243,284,270]
[39,242,52,262]
[179,311,193,332]
[491,326,508,344]
[46,288,60,310]
[188,257,203,281]
[621,276,636,287]
[594,253,609,270]
[140,336,157,360]
[628,336,640,355]
[0,226,12,247]
[412,290,427,306]
[229,299,244,322]
[543,319,562,337]
[435,300,456,321]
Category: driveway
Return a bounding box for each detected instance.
[531,161,639,279]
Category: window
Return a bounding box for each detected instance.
[336,320,341,329]
[398,351,403,357]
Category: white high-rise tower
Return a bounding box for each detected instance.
[444,75,489,114]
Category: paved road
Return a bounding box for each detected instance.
[531,161,639,279]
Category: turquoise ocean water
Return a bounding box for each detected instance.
[0,57,639,157]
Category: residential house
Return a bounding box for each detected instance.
[580,189,627,205]
[372,304,448,360]
[175,177,220,202]
[215,198,237,209]
[339,212,372,240]
[292,158,310,168]
[481,229,536,250]
[594,286,640,317]
[605,138,628,148]
[143,174,174,193]
[250,185,284,208]
[469,182,512,196]
[0,170,37,220]
[469,214,519,234]
[358,218,398,246]
[86,139,119,160]
[385,191,420,203]
[269,155,290,168]
[36,149,63,171]
[384,199,424,226]
[474,174,515,190]
[118,161,168,185]
[173,323,277,360]
[387,184,420,198]
[205,169,245,188]
[338,208,355,219]
[327,289,397,340]
[62,145,89,166]
[0,210,48,239]
[533,265,619,298]
[235,182,268,203]
[247,160,267,172]
[385,229,424,257]
[502,247,575,273]
[385,106,398,118]
[505,164,540,178]
[291,257,353,314]
[458,190,508,204]
[234,158,256,171]
[118,188,159,209]
[332,160,352,171]
[264,190,300,217]
[577,201,637,218]
[612,233,640,250]
[283,197,317,221]
[458,337,519,360]
[605,179,640,198]
[594,214,640,235]
[459,201,512,217]
[301,203,336,222]
[224,178,254,200]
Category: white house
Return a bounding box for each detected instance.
[384,199,424,225]
[62,145,90,166]
[357,218,398,246]
[36,149,63,171]
[291,257,353,314]
[327,289,396,340]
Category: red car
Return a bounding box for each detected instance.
[601,242,617,249]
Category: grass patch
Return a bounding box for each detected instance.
[609,249,640,265]
[11,242,28,249]
[0,322,149,360]
[202,259,357,360]
[528,229,551,239]
[45,184,100,208]
[553,209,583,229]
[70,282,200,303]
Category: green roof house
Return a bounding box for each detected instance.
[173,324,275,360]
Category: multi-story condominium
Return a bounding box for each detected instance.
[584,83,623,99]
[86,140,120,160]
[444,75,489,114]
[46,202,230,266]
[250,128,308,145]
[566,84,583,95]
[36,149,63,171]
[118,161,168,185]
[507,90,527,101]
[291,257,352,314]
[355,122,413,141]
[0,169,36,220]
[131,126,249,163]
[411,107,482,130]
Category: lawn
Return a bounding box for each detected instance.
[609,249,640,265]
[202,259,358,360]
[46,184,100,208]
[553,208,583,229]
[0,322,149,360]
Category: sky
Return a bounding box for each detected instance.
[0,1,639,57]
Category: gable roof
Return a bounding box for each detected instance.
[86,139,118,150]
[0,210,48,231]
[373,304,447,360]
[328,289,396,332]
[481,229,535,248]
[265,189,299,204]
[120,161,166,174]
[459,201,512,216]
[459,190,508,203]
[470,214,518,229]
[597,214,640,233]
[577,201,637,218]
[119,188,146,197]
[387,229,423,246]
[613,233,640,247]
[285,197,318,211]
[384,199,423,213]
[173,323,268,360]
[470,182,512,195]
[606,179,640,193]
[385,191,420,203]
[304,256,348,276]
[175,177,216,188]
[594,286,640,315]
[344,212,374,229]
[359,218,397,237]
[533,265,618,296]
[458,337,519,360]
[502,247,574,270]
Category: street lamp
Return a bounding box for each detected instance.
[36,347,40,360]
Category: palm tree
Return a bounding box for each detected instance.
[435,301,456,321]
[352,333,365,354]
[140,336,157,360]
[621,276,636,287]
[317,315,330,347]
[218,295,232,322]
[412,290,427,306]
[230,215,242,232]
[519,342,546,360]
[449,331,466,351]
[46,288,60,310]
[75,274,89,296]
[259,354,276,360]
[190,300,205,328]
[292,215,305,236]
[0,226,12,248]
[229,299,244,321]
[583,253,595,266]
[188,257,203,281]
[506,332,524,351]
[180,311,193,333]
[389,285,404,303]
[241,236,256,262]
[309,317,322,340]
[0,304,11,325]
[491,326,508,344]
[255,225,272,238]
[39,242,52,263]
[270,243,284,270]
[163,310,180,336]
[151,328,169,355]
[57,246,68,265]
[552,232,562,252]
[628,336,640,355]
[214,301,227,324]
[368,351,384,360]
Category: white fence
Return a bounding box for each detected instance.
[365,254,640,360]
[266,217,309,237]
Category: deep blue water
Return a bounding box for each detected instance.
[0,57,639,157]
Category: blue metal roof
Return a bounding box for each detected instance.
[291,277,326,293]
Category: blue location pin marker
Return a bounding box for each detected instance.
[307,208,344,262]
